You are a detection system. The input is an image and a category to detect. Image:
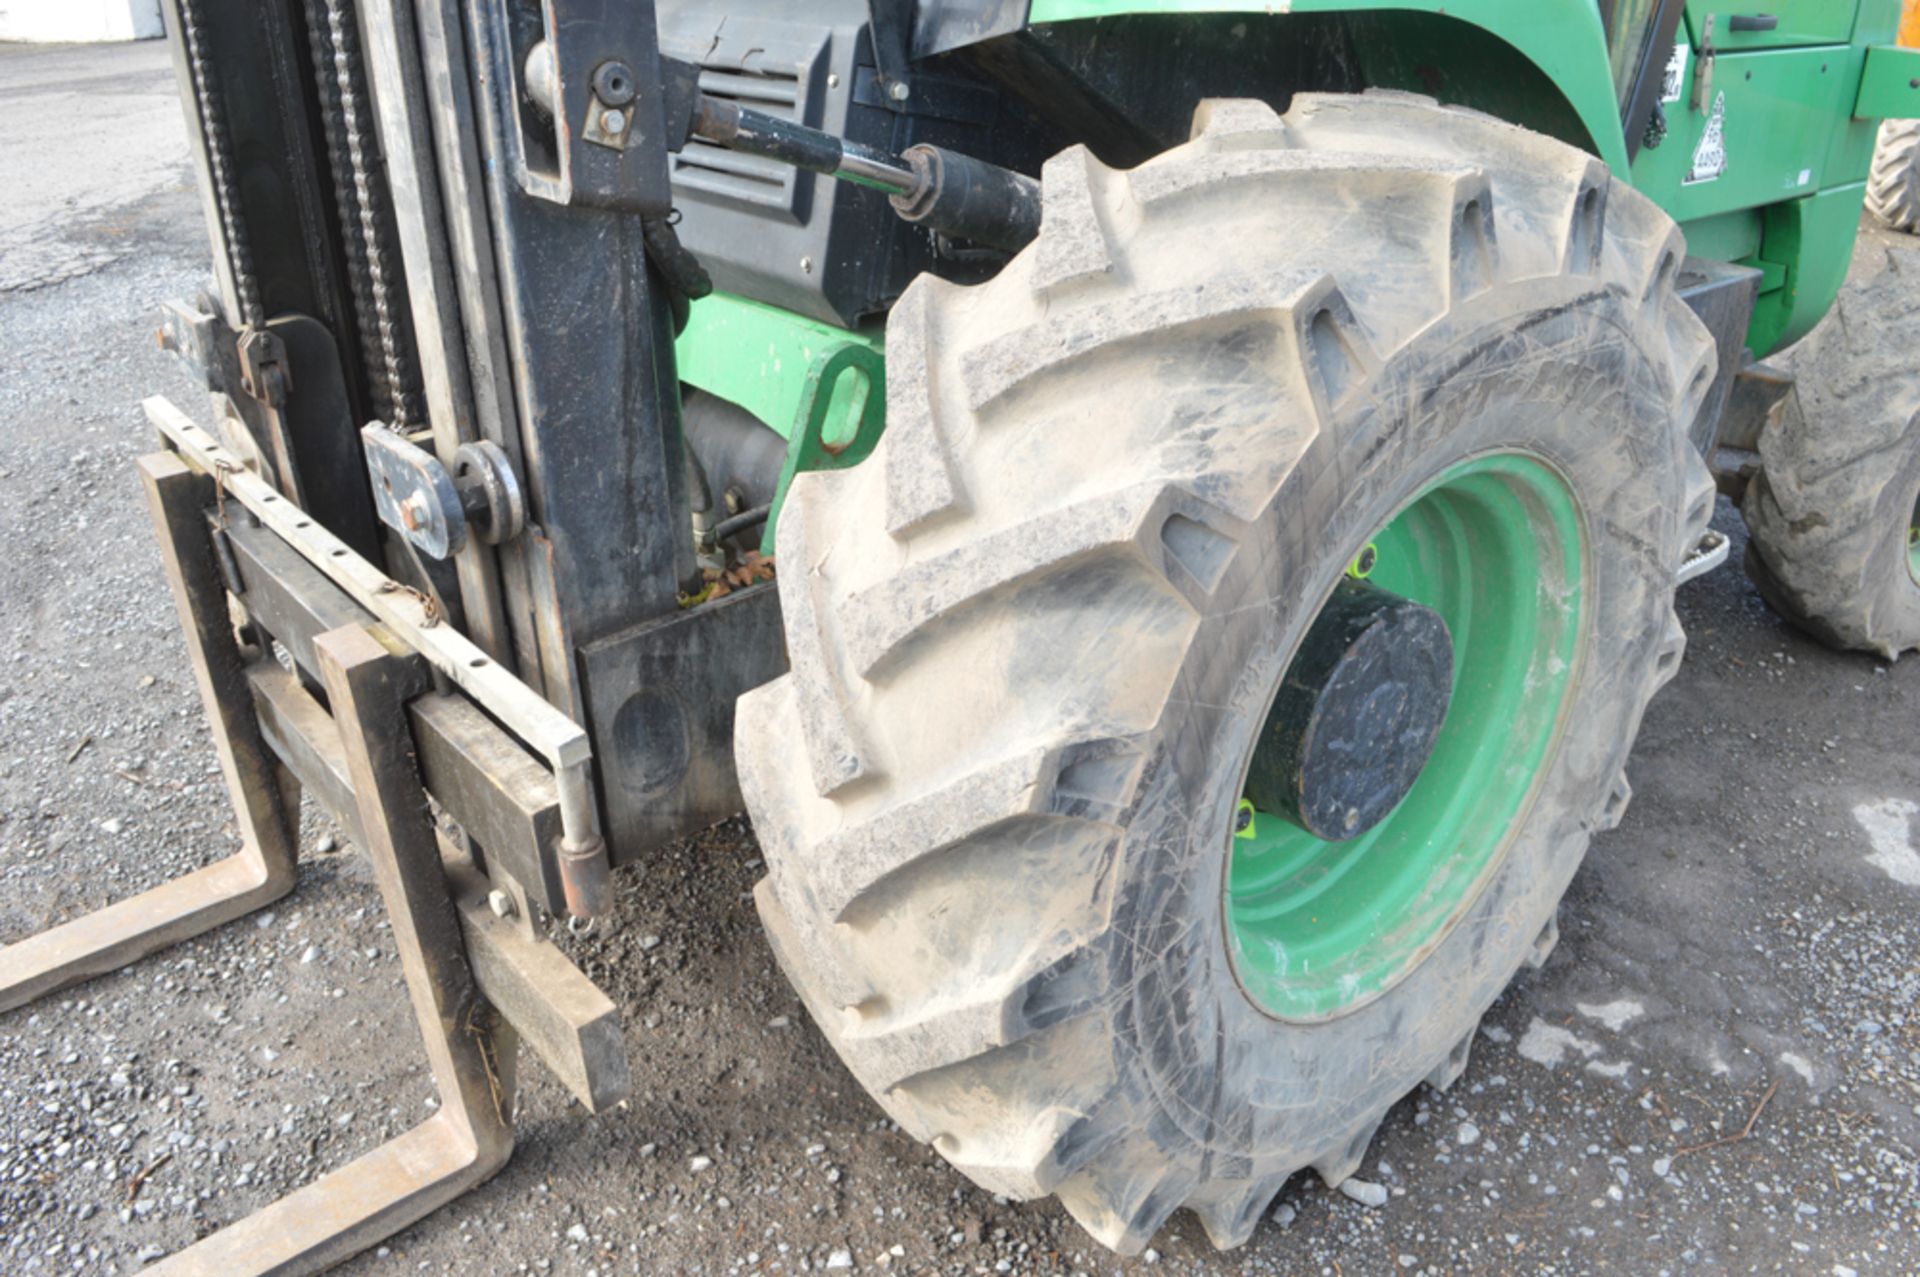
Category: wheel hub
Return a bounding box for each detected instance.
[1224,454,1585,1021]
[1245,579,1454,841]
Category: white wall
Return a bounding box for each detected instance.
[0,0,163,42]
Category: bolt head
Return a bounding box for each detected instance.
[888,80,910,102]
[487,889,517,920]
[591,59,637,106]
[399,493,428,532]
[601,109,626,135]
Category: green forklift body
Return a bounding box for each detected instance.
[675,0,1915,531]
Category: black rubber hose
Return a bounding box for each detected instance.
[712,505,771,544]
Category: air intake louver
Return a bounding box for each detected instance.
[673,67,804,210]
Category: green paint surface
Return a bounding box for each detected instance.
[1908,493,1919,587]
[1682,0,1860,52]
[1629,46,1859,223]
[1224,454,1583,1021]
[1854,43,1920,118]
[674,0,1897,519]
[675,292,882,442]
[1744,181,1867,355]
[1677,209,1763,263]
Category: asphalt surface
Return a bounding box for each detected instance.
[2,37,1918,1277]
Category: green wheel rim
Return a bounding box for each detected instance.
[1225,454,1585,1021]
[1907,489,1919,585]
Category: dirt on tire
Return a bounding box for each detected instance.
[736,90,1716,1255]
[1741,240,1920,658]
[1866,119,1920,234]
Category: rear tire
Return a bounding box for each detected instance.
[1741,243,1920,658]
[1867,119,1920,233]
[737,92,1715,1253]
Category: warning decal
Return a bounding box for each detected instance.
[1685,92,1727,185]
[1660,42,1688,104]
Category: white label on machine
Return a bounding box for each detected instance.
[1685,92,1727,185]
[1661,41,1689,104]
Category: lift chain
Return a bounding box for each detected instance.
[305,0,420,428]
[176,0,262,327]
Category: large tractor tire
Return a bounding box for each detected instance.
[1741,244,1920,658]
[736,91,1715,1253]
[1866,119,1920,233]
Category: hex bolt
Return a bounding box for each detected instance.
[601,109,626,136]
[486,889,517,921]
[888,80,910,102]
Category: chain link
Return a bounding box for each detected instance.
[177,0,262,327]
[309,0,419,428]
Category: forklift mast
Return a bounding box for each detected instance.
[159,0,796,904]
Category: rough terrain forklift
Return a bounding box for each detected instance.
[4,0,1919,1270]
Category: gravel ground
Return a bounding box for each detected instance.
[3,37,1919,1277]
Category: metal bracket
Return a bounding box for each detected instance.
[865,0,916,107]
[364,424,527,559]
[491,0,675,212]
[1692,15,1716,113]
[236,327,290,406]
[1678,529,1731,584]
[366,424,466,557]
[157,294,236,394]
[147,395,610,920]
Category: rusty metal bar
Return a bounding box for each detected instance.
[151,623,517,1275]
[145,394,614,919]
[146,395,586,767]
[223,514,570,912]
[0,452,300,1013]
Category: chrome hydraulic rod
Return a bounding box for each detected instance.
[687,95,1042,253]
[690,96,920,196]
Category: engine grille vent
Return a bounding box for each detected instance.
[673,67,804,210]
